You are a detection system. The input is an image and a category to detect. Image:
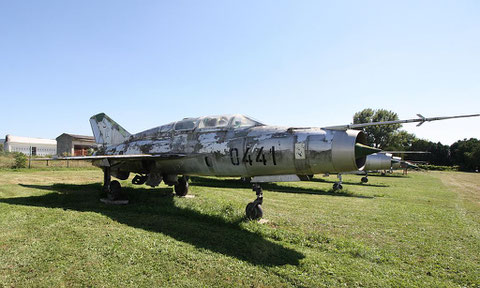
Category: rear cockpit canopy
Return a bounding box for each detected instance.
[131,114,264,139]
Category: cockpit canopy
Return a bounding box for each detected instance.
[132,114,264,139]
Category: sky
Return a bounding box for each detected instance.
[1,0,479,145]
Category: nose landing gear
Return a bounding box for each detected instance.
[333,174,343,191]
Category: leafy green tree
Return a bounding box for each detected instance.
[450,138,480,171]
[407,139,451,166]
[12,152,27,169]
[385,130,417,151]
[353,108,402,149]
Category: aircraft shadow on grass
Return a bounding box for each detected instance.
[309,177,389,188]
[190,176,375,198]
[4,183,304,267]
[367,173,410,178]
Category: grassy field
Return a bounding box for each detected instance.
[0,169,479,287]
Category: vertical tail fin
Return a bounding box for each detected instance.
[89,113,131,146]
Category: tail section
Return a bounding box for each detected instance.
[90,113,131,146]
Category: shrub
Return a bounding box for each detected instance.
[12,152,27,169]
[418,164,459,171]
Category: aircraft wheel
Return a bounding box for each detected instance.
[245,202,263,220]
[361,177,368,183]
[108,180,122,200]
[333,183,343,191]
[174,176,189,196]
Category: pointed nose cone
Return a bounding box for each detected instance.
[355,143,382,159]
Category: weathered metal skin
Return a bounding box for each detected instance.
[391,156,402,170]
[90,114,369,185]
[364,153,393,171]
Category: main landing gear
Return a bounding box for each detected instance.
[174,176,189,197]
[246,183,264,220]
[102,167,127,203]
[361,176,369,183]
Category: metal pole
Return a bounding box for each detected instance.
[29,146,31,169]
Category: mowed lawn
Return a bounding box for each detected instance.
[0,169,479,287]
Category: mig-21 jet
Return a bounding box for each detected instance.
[61,112,479,219]
[327,151,424,188]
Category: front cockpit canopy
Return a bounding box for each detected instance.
[132,114,264,139]
[197,114,262,129]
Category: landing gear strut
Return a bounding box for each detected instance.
[246,184,263,220]
[102,167,126,201]
[102,166,111,196]
[174,176,189,197]
[333,174,343,191]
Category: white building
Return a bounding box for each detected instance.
[4,135,57,156]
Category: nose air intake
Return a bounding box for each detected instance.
[355,143,381,159]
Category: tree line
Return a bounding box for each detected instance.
[354,108,480,171]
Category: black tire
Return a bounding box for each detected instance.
[361,177,368,183]
[109,180,121,200]
[174,177,189,196]
[246,202,263,220]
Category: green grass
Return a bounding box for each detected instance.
[0,170,479,287]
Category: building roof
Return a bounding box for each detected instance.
[57,133,95,142]
[5,135,57,145]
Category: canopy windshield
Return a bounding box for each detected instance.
[134,114,264,138]
[197,114,264,129]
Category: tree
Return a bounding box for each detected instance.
[385,130,417,151]
[450,138,480,171]
[407,139,451,166]
[353,108,402,149]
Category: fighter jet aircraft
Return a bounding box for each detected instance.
[331,152,423,187]
[62,113,478,220]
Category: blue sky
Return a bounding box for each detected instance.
[1,0,479,144]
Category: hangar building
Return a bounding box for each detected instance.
[4,135,57,156]
[56,133,96,156]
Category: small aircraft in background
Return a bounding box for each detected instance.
[325,152,424,189]
[59,113,478,219]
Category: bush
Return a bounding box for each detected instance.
[12,152,27,169]
[418,164,459,171]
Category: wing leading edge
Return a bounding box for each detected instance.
[49,153,187,161]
